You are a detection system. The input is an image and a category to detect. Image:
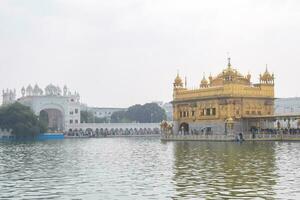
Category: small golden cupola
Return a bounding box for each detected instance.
[173,73,183,88]
[260,65,274,85]
[200,74,209,88]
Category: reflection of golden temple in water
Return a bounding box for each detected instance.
[172,57,277,135]
[172,141,277,198]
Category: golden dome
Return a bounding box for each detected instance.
[216,58,240,78]
[174,73,183,88]
[205,58,252,87]
[201,77,208,85]
[221,65,243,77]
[261,68,272,80]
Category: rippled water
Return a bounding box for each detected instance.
[0,138,300,199]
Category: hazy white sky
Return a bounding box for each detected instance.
[1,0,300,107]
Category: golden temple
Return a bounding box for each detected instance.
[172,58,275,134]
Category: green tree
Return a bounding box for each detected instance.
[111,111,131,123]
[94,117,109,123]
[142,103,167,123]
[127,104,144,122]
[110,103,166,123]
[39,110,49,127]
[0,102,47,137]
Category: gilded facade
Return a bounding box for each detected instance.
[172,58,275,134]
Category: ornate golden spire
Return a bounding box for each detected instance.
[265,64,269,73]
[227,57,231,68]
[174,72,183,88]
[260,64,274,84]
[263,64,271,77]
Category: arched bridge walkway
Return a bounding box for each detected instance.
[66,123,161,137]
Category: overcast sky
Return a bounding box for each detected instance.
[1,0,300,107]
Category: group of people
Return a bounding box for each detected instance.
[177,128,213,136]
[257,128,300,135]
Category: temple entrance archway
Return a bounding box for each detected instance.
[179,122,189,134]
[39,108,64,132]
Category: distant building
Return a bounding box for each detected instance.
[275,98,300,114]
[82,106,126,122]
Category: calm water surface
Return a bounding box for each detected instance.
[0,138,300,199]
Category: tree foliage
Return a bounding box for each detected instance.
[111,111,132,123]
[111,103,166,123]
[0,102,47,137]
[80,110,94,123]
[39,110,49,127]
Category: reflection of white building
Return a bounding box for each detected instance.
[2,84,81,131]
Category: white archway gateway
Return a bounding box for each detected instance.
[17,84,81,132]
[38,105,65,131]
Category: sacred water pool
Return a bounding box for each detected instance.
[0,138,299,199]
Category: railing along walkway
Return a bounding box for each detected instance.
[162,133,300,141]
[161,134,236,141]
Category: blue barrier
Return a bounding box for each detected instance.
[36,133,64,140]
[0,133,64,141]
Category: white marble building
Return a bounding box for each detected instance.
[2,84,81,131]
